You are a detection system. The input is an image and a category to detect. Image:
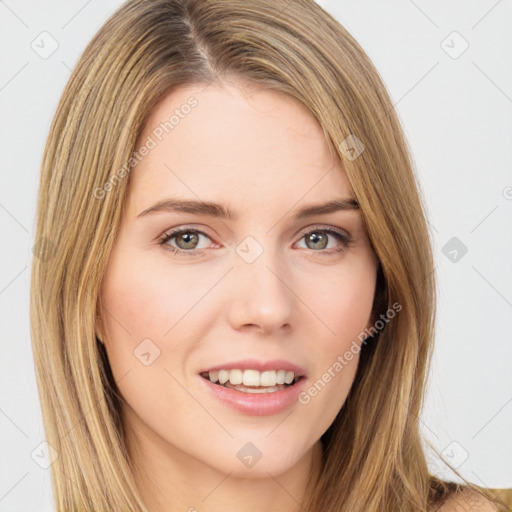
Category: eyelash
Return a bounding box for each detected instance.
[157,225,354,257]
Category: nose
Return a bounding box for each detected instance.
[226,243,296,335]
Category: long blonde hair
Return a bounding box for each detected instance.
[30,0,502,510]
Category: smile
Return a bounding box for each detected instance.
[200,369,301,393]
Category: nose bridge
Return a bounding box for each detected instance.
[227,234,295,332]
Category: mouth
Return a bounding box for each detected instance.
[199,369,304,394]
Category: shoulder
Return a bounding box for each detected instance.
[436,487,499,511]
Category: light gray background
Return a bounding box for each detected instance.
[1,1,511,510]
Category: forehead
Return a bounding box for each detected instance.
[126,81,354,216]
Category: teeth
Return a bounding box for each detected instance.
[243,369,260,386]
[218,369,229,384]
[260,370,276,386]
[228,369,243,385]
[284,371,295,384]
[276,369,286,385]
[205,369,299,387]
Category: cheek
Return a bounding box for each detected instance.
[100,248,214,341]
[98,250,206,420]
[98,247,228,388]
[307,256,377,342]
[295,256,376,428]
[98,247,177,379]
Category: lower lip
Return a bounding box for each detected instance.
[198,375,307,416]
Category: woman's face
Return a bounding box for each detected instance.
[98,79,379,479]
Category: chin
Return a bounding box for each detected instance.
[201,436,313,478]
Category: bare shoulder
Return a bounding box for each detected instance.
[436,487,499,511]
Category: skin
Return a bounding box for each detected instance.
[438,489,499,511]
[97,78,379,511]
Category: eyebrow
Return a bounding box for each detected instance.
[137,197,360,220]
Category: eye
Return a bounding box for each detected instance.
[295,226,353,255]
[158,225,354,257]
[158,228,214,256]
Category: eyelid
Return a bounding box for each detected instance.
[296,223,351,240]
[158,223,351,241]
[157,225,216,252]
[158,223,353,255]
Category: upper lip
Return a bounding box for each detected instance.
[199,359,307,377]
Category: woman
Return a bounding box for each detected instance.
[30,0,504,510]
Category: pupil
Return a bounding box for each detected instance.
[308,232,327,250]
[178,232,198,249]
